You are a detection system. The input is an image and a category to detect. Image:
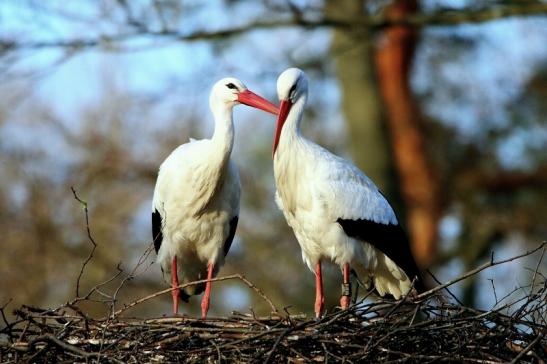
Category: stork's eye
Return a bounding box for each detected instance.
[226,83,237,90]
[289,84,297,98]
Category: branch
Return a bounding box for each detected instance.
[112,273,278,317]
[2,3,547,51]
[417,242,547,300]
[109,244,155,318]
[71,187,97,298]
[458,165,547,193]
[509,333,545,364]
[28,334,124,364]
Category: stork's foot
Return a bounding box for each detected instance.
[340,295,350,310]
[314,296,325,319]
[169,312,187,318]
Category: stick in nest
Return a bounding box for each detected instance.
[112,273,278,317]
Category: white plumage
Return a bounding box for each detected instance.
[152,78,278,318]
[272,68,423,317]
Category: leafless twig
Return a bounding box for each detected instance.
[112,273,278,317]
[71,186,97,298]
[2,3,547,54]
[417,242,547,300]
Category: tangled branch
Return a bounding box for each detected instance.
[1,3,547,53]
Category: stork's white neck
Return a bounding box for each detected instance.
[210,102,235,158]
[277,94,307,152]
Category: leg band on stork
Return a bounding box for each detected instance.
[340,263,352,310]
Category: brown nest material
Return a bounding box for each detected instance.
[1,287,546,364]
[2,241,546,364]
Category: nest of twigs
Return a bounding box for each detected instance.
[1,285,546,364]
[1,191,546,364]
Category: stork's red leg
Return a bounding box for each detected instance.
[171,256,180,315]
[340,263,351,310]
[201,263,214,319]
[314,261,324,318]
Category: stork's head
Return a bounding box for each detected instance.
[276,68,308,104]
[210,77,278,115]
[273,68,308,155]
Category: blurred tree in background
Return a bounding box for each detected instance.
[0,0,546,318]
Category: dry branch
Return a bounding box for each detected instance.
[417,242,547,299]
[112,273,278,318]
[1,3,547,53]
[71,187,97,298]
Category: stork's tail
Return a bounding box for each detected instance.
[179,289,191,303]
[179,282,206,303]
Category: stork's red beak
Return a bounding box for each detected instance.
[238,90,279,115]
[272,99,292,155]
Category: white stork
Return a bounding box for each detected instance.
[152,78,278,318]
[272,68,424,317]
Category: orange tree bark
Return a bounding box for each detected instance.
[374,0,441,266]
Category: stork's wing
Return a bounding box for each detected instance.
[152,209,163,254]
[318,150,398,225]
[153,140,218,217]
[336,218,424,292]
[312,148,423,291]
[223,216,239,257]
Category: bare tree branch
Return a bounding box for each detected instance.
[1,3,547,52]
[417,242,547,300]
[112,273,278,317]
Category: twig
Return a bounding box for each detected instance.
[68,263,124,305]
[29,334,94,358]
[110,244,155,318]
[3,3,547,53]
[28,334,124,364]
[509,333,544,364]
[264,326,293,364]
[417,242,546,300]
[0,298,13,337]
[113,273,277,317]
[489,279,498,306]
[236,274,278,313]
[426,269,463,305]
[529,245,545,296]
[71,186,97,298]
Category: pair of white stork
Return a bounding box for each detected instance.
[152,68,424,319]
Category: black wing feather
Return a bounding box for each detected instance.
[152,209,163,254]
[337,218,425,292]
[223,216,238,257]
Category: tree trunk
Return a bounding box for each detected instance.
[374,0,441,266]
[325,0,403,214]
